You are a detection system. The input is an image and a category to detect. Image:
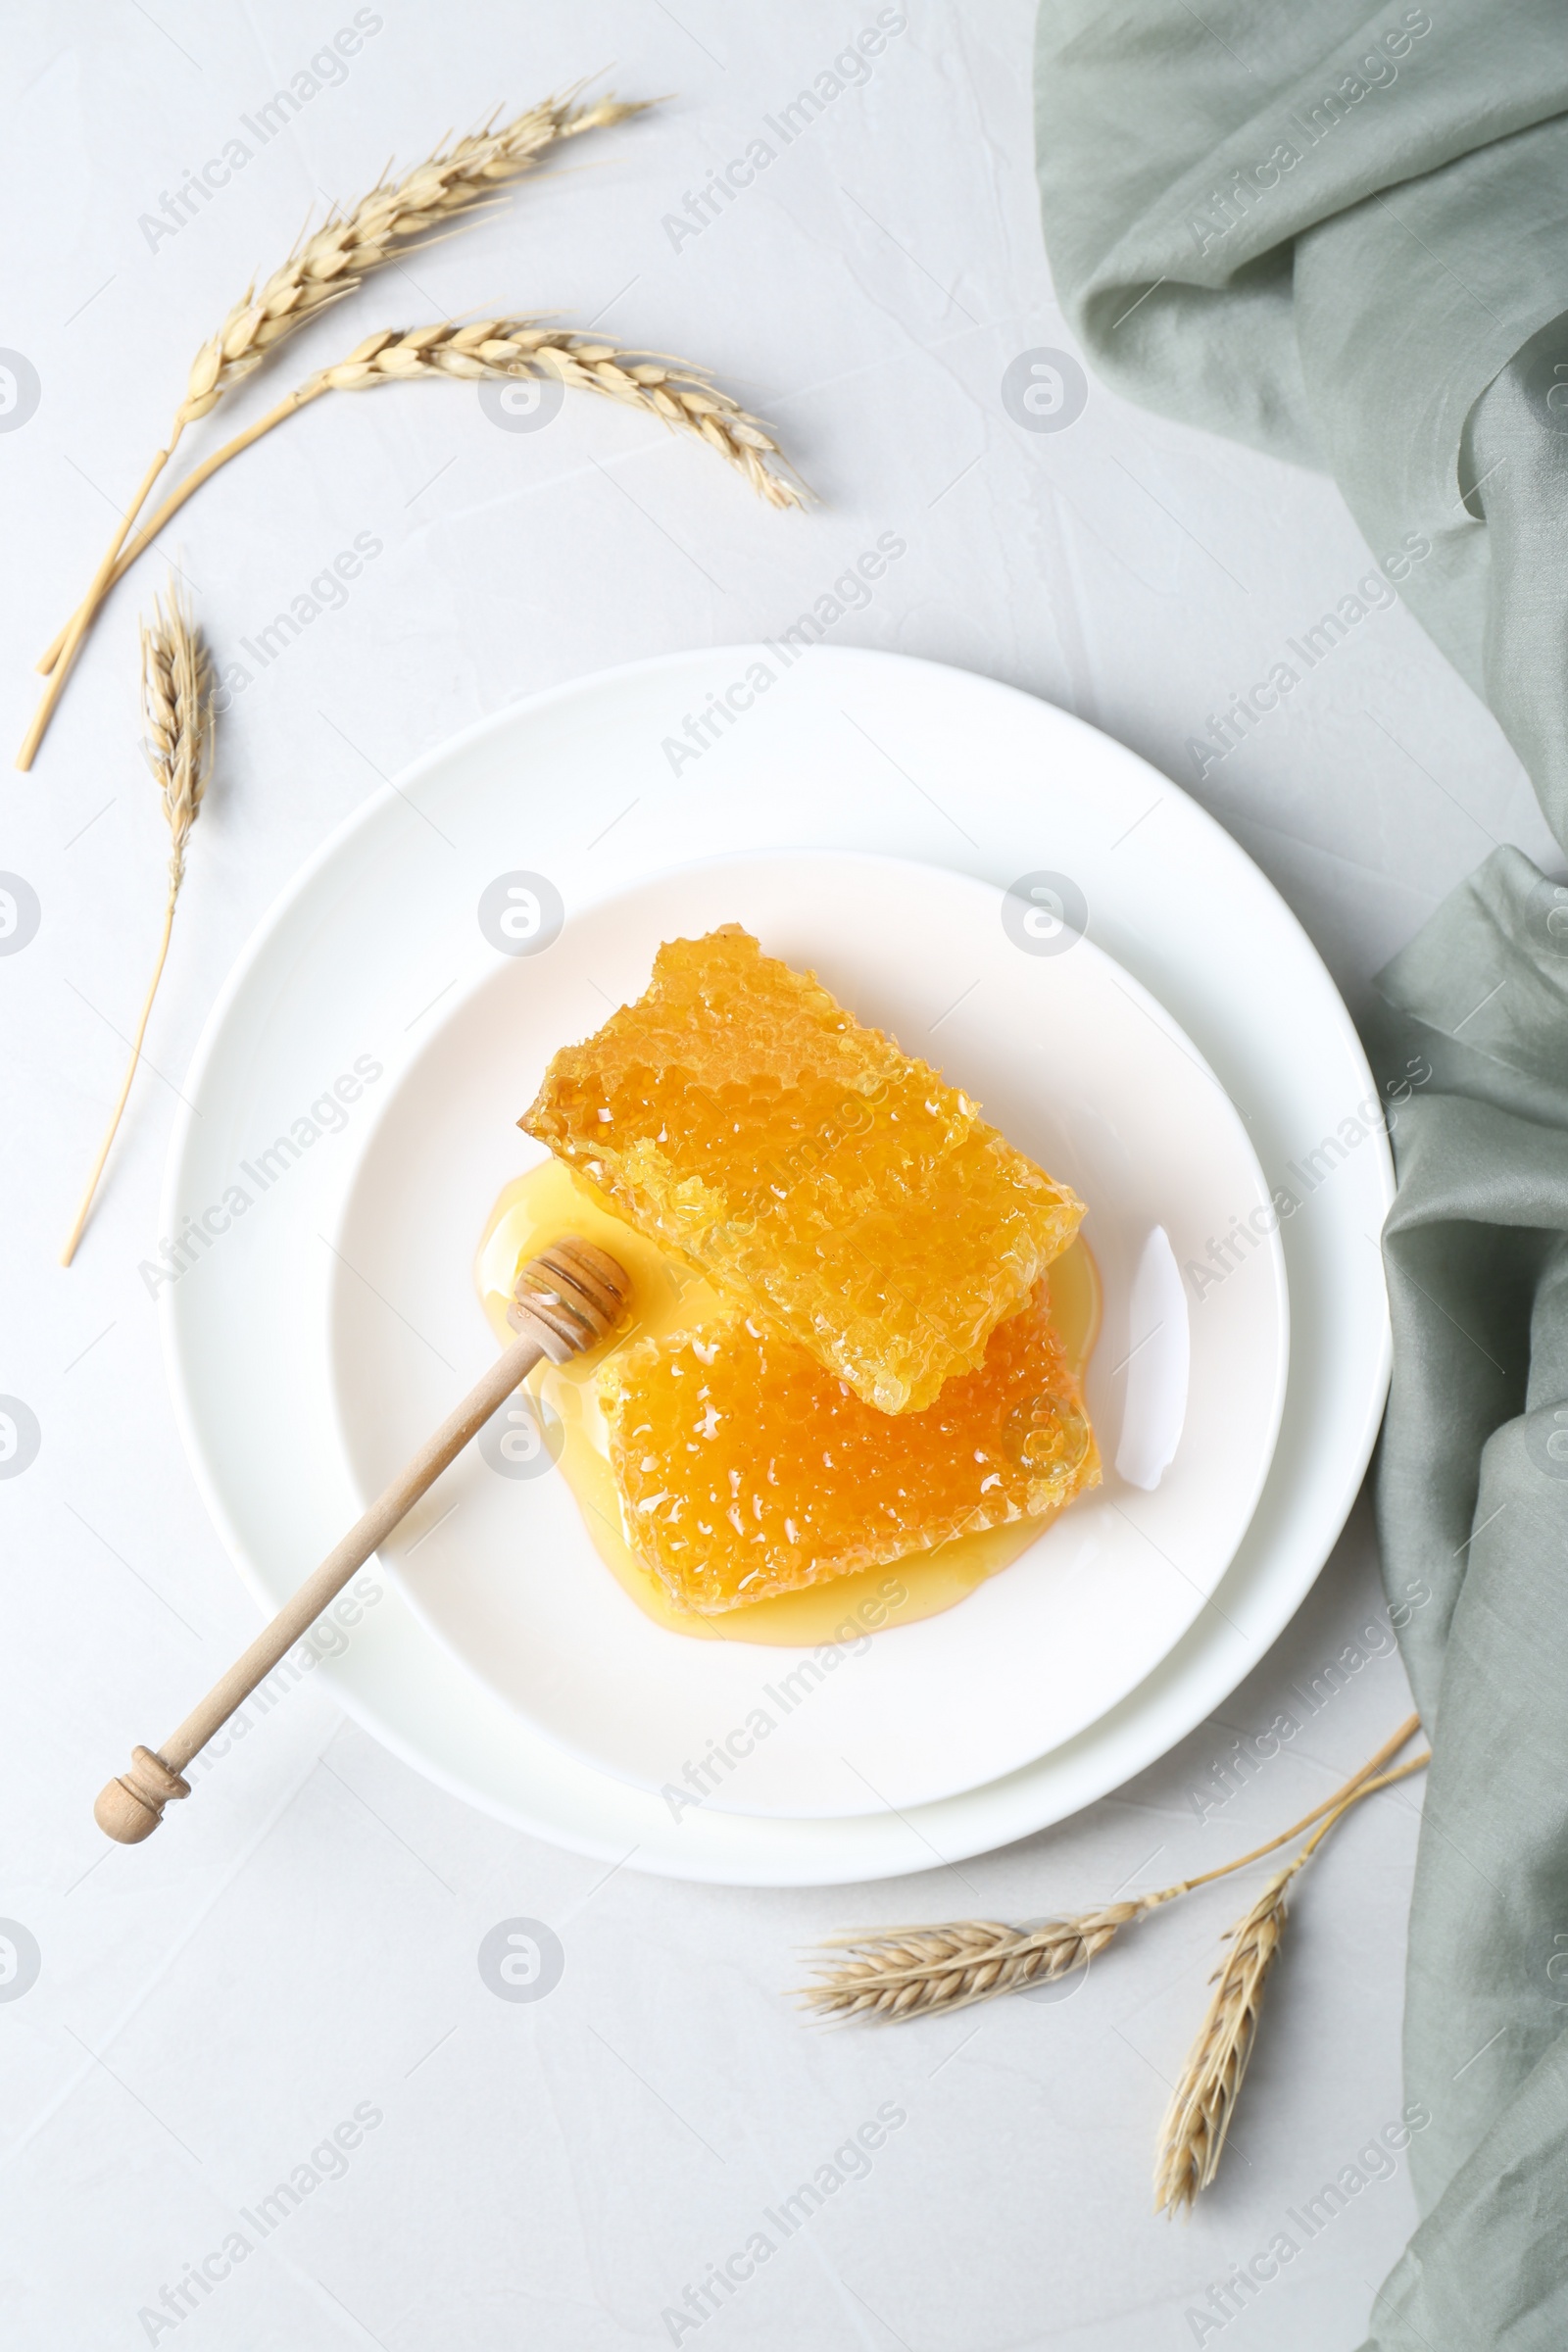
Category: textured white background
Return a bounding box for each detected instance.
[2,5,1556,2349]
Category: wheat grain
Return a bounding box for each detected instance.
[23,89,646,765]
[60,590,215,1266]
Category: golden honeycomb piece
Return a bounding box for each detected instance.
[520,925,1085,1411]
[603,1281,1099,1613]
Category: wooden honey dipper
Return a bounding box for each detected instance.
[95,1237,631,1843]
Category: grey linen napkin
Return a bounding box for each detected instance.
[1033,5,1568,2341]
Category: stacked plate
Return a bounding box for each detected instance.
[165,649,1391,1884]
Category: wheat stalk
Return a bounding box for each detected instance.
[82,321,805,575]
[60,590,215,1265]
[799,1715,1425,2026]
[1152,1752,1428,2214]
[21,89,647,766]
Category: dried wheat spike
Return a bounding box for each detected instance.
[178,93,649,424]
[140,588,215,890]
[22,90,649,762]
[798,1725,1428,2045]
[1153,1867,1290,2215]
[799,1902,1152,2023]
[60,589,215,1265]
[317,319,806,508]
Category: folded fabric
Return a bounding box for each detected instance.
[1035,0,1568,844]
[1034,7,1568,2343]
[1362,849,1568,2343]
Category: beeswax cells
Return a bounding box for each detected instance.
[603,1282,1100,1614]
[521,925,1084,1412]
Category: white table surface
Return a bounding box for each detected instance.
[3,6,1554,2347]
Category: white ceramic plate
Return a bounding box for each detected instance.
[325,853,1288,1817]
[162,645,1392,1884]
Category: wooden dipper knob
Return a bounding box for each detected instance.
[95,1745,191,1843]
[95,1236,630,1844]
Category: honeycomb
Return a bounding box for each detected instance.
[602,1281,1100,1613]
[520,926,1084,1411]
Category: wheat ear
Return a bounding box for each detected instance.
[22,90,646,765]
[799,1903,1153,2022]
[60,592,214,1266]
[60,320,804,576]
[1152,1751,1428,2214]
[798,1714,1423,2025]
[323,321,806,506]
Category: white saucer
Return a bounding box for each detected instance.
[324,853,1288,1816]
[162,646,1391,1883]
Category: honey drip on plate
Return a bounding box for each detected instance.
[475,1160,1101,1647]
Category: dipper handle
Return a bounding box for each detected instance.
[95,1237,629,1841]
